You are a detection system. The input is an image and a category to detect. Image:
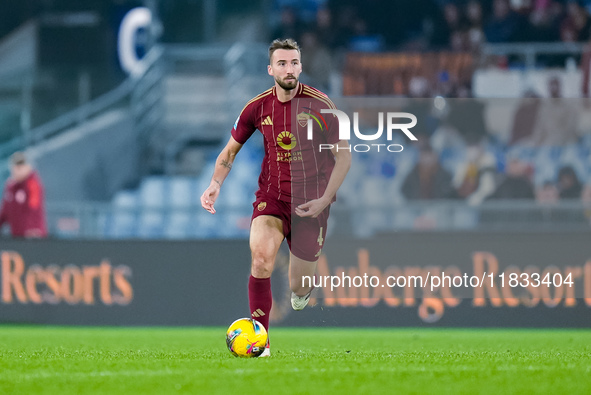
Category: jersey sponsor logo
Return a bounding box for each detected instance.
[261,116,273,126]
[277,131,297,150]
[257,202,267,211]
[277,151,303,162]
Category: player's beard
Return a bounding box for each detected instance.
[276,75,298,91]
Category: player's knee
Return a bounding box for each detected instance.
[251,250,274,278]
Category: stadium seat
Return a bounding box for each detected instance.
[139,176,167,208]
[137,210,166,238]
[169,176,193,208]
[165,211,191,239]
[113,190,139,208]
[108,210,138,238]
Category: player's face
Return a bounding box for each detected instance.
[268,49,302,91]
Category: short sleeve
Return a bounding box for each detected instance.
[231,102,257,144]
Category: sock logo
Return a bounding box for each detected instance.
[251,309,266,318]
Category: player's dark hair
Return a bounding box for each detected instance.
[268,38,300,63]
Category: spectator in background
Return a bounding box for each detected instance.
[314,7,338,50]
[402,143,454,200]
[534,180,561,223]
[489,157,535,200]
[0,152,47,238]
[465,0,486,51]
[272,7,301,43]
[348,18,384,52]
[557,165,583,198]
[432,88,488,149]
[330,3,357,49]
[508,89,541,145]
[442,3,468,50]
[536,180,560,204]
[300,31,333,92]
[526,0,562,42]
[560,0,591,42]
[452,144,497,205]
[528,76,580,146]
[484,0,520,43]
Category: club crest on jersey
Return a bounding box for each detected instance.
[257,202,267,211]
[297,112,310,127]
[277,131,297,150]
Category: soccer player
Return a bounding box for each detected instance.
[201,38,351,356]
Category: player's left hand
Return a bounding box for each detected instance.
[295,197,330,218]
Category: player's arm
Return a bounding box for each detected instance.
[295,139,351,218]
[200,137,243,214]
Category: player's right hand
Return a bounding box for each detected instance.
[200,184,220,214]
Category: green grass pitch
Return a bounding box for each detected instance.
[0,326,590,394]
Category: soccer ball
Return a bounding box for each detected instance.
[226,318,268,357]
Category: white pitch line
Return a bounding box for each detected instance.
[12,369,179,381]
[9,363,588,382]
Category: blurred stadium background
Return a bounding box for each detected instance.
[2,0,591,239]
[1,0,591,326]
[3,3,591,392]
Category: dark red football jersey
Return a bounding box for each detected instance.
[231,83,340,205]
[0,170,47,238]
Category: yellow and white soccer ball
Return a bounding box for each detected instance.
[225,318,268,357]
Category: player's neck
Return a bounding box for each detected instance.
[275,82,300,103]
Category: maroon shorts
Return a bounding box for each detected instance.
[251,193,329,262]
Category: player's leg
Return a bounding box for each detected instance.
[288,208,329,310]
[249,214,284,332]
[289,254,317,311]
[289,254,317,297]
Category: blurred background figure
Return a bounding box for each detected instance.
[489,157,534,200]
[484,0,520,43]
[465,0,485,52]
[508,89,541,145]
[452,144,497,206]
[0,152,47,238]
[528,76,580,146]
[557,165,582,199]
[536,180,560,204]
[300,31,333,92]
[401,143,453,200]
[272,7,301,43]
